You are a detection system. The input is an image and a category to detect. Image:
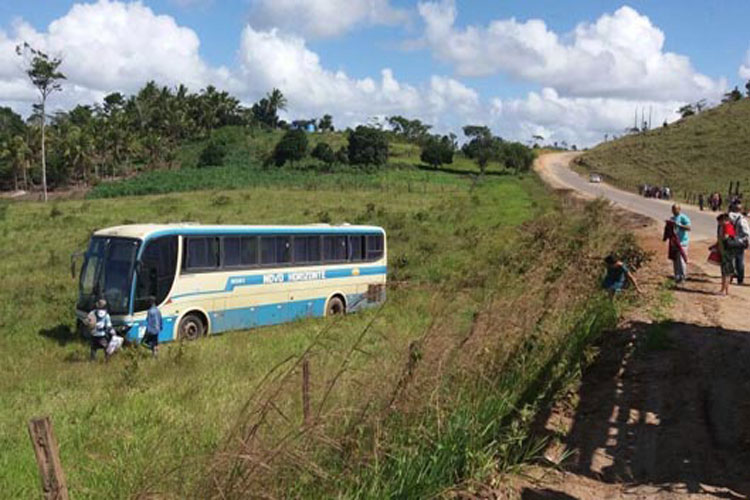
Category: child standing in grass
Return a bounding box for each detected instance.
[143,296,162,358]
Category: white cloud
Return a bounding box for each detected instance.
[249,0,408,39]
[0,1,723,149]
[490,88,682,146]
[740,48,750,80]
[0,0,235,111]
[237,25,479,131]
[418,1,724,102]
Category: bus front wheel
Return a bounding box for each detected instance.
[178,313,205,341]
[327,296,345,316]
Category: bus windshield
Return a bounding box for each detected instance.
[77,237,140,315]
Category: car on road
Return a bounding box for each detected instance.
[589,173,602,183]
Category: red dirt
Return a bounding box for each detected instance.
[498,225,750,499]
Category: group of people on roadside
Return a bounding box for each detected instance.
[661,202,749,296]
[639,184,672,199]
[602,201,750,297]
[698,192,729,212]
[88,296,162,362]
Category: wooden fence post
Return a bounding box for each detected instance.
[302,357,311,426]
[28,416,69,500]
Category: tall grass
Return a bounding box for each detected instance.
[0,170,544,498]
[202,199,633,499]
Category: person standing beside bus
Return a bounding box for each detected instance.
[143,296,162,358]
[89,299,114,362]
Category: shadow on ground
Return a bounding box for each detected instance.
[558,320,750,497]
[38,323,84,346]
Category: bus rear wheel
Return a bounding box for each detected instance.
[178,313,205,341]
[326,296,345,316]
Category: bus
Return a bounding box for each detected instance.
[74,224,387,343]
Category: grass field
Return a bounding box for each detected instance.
[577,99,750,200]
[88,127,511,199]
[1,166,558,498]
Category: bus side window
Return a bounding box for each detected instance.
[324,235,348,262]
[349,235,365,262]
[184,237,219,271]
[224,236,258,268]
[294,236,321,263]
[261,236,291,265]
[366,234,384,261]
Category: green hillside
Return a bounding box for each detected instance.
[577,98,750,199]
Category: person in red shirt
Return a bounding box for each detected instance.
[717,213,737,295]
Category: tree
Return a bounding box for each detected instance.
[318,114,334,132]
[746,80,750,98]
[387,116,432,143]
[17,43,66,201]
[420,134,455,168]
[677,104,695,118]
[503,142,535,173]
[1,135,32,191]
[348,126,389,167]
[273,129,308,166]
[311,142,335,165]
[722,86,743,103]
[252,88,288,129]
[461,125,500,175]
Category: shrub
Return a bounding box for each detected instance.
[503,141,535,173]
[273,129,308,167]
[420,135,455,168]
[347,126,388,167]
[335,146,349,165]
[311,142,336,165]
[197,140,227,168]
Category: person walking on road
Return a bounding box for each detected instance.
[728,202,750,284]
[143,296,162,358]
[667,204,691,284]
[698,193,704,211]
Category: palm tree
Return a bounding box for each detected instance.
[1,135,32,191]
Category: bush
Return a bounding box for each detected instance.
[273,129,308,167]
[420,135,454,168]
[311,142,336,165]
[347,126,388,167]
[335,146,349,165]
[503,142,535,173]
[197,140,227,168]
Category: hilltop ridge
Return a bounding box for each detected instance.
[577,98,750,199]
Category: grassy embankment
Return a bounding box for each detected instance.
[576,99,750,199]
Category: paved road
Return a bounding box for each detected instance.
[538,153,717,242]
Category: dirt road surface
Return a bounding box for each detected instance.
[504,154,750,499]
[535,153,717,241]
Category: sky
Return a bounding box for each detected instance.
[1,0,749,146]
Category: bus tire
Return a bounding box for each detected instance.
[178,313,205,341]
[326,296,345,316]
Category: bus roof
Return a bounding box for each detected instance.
[93,223,386,240]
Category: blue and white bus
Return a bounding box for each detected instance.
[75,224,387,342]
